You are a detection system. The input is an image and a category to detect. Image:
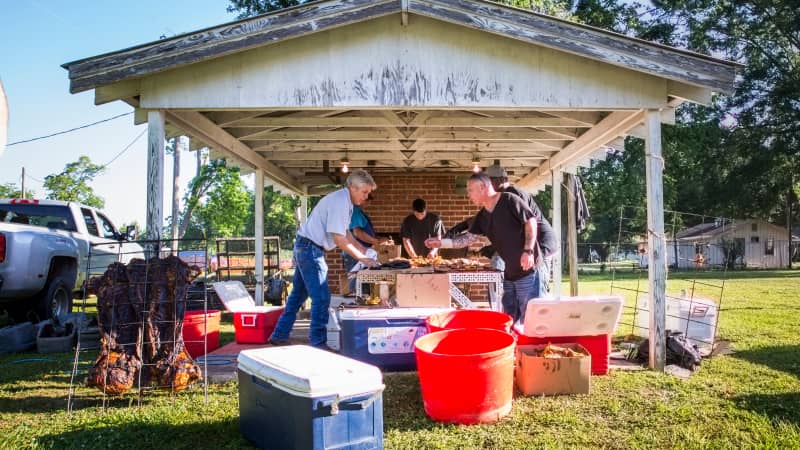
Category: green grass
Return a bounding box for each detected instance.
[1,270,799,449]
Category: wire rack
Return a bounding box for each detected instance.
[67,238,214,413]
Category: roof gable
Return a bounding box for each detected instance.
[63,0,739,95]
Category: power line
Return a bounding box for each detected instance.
[7,112,134,146]
[103,129,147,167]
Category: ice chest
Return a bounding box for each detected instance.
[635,294,718,347]
[338,307,452,371]
[213,281,284,344]
[237,346,384,450]
[516,343,591,395]
[517,296,622,375]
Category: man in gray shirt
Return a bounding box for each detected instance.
[270,169,380,349]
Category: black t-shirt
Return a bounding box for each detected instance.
[500,185,557,257]
[400,212,445,256]
[469,193,534,281]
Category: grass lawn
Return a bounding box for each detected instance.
[1,270,798,449]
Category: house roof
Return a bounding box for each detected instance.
[63,0,740,95]
[676,220,800,242]
[61,0,741,195]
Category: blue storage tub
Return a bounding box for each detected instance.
[338,307,452,371]
[237,346,384,450]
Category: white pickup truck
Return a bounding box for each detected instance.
[0,199,144,321]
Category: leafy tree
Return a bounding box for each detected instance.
[191,161,251,238]
[0,183,34,199]
[245,186,300,246]
[227,0,311,18]
[43,155,105,208]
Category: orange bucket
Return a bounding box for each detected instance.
[182,310,221,358]
[426,309,513,334]
[414,328,515,424]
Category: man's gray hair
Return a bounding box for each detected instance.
[346,169,377,189]
[469,172,493,188]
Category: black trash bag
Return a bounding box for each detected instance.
[380,260,411,270]
[637,330,702,371]
[265,277,287,305]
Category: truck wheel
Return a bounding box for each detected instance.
[36,274,74,321]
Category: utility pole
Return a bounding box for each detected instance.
[21,167,25,199]
[171,137,181,254]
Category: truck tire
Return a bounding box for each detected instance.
[36,273,74,321]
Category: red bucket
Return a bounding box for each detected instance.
[182,310,221,358]
[426,309,513,334]
[414,328,515,424]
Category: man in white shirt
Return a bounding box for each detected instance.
[270,169,380,349]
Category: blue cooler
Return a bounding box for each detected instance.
[237,346,384,450]
[338,307,452,371]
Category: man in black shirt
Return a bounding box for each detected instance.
[400,198,445,259]
[486,164,557,298]
[425,174,540,325]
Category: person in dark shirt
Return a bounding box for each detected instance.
[424,173,539,325]
[400,198,444,259]
[486,164,557,298]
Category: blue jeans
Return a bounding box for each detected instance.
[271,238,330,346]
[502,271,543,326]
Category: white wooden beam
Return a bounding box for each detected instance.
[551,169,563,299]
[645,109,667,371]
[146,111,165,249]
[94,79,140,105]
[667,80,713,106]
[517,110,644,189]
[254,170,265,306]
[165,110,303,195]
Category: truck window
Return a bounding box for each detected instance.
[0,204,77,231]
[95,212,118,239]
[81,208,100,236]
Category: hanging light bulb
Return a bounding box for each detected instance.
[340,156,350,174]
[471,156,481,173]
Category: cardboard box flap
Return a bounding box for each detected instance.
[238,345,384,398]
[213,281,255,312]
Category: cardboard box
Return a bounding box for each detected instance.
[515,343,591,395]
[395,273,451,308]
[376,244,402,263]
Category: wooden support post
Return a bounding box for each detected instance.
[170,137,181,254]
[254,170,265,306]
[146,110,165,258]
[645,109,667,371]
[297,195,308,225]
[566,173,579,296]
[551,169,563,299]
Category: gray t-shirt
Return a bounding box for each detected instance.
[297,188,353,251]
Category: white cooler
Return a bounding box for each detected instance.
[635,294,718,346]
[237,346,384,450]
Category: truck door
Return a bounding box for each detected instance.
[81,207,119,275]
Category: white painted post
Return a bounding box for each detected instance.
[566,172,579,296]
[146,111,165,258]
[254,170,265,306]
[170,137,181,255]
[551,169,563,299]
[297,195,308,226]
[645,109,667,371]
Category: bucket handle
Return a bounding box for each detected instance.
[240,314,257,328]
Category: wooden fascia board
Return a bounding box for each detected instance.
[62,0,399,94]
[517,110,644,189]
[409,0,739,93]
[165,110,304,195]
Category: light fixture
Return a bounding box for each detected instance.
[471,155,481,173]
[340,156,350,174]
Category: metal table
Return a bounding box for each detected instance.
[355,269,503,309]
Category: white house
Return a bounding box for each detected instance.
[668,219,798,269]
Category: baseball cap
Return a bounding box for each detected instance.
[486,164,507,178]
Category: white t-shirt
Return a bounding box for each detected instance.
[297,188,353,251]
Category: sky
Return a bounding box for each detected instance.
[0,1,239,227]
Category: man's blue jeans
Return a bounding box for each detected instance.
[271,238,330,346]
[501,270,543,326]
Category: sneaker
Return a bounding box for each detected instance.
[268,337,290,346]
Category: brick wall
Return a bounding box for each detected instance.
[324,173,489,300]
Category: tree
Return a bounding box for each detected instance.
[0,183,34,199]
[227,0,311,18]
[178,159,251,239]
[245,186,300,246]
[43,155,105,208]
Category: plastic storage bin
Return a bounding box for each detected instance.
[213,281,284,344]
[338,307,452,371]
[0,322,36,354]
[635,294,718,346]
[237,346,384,450]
